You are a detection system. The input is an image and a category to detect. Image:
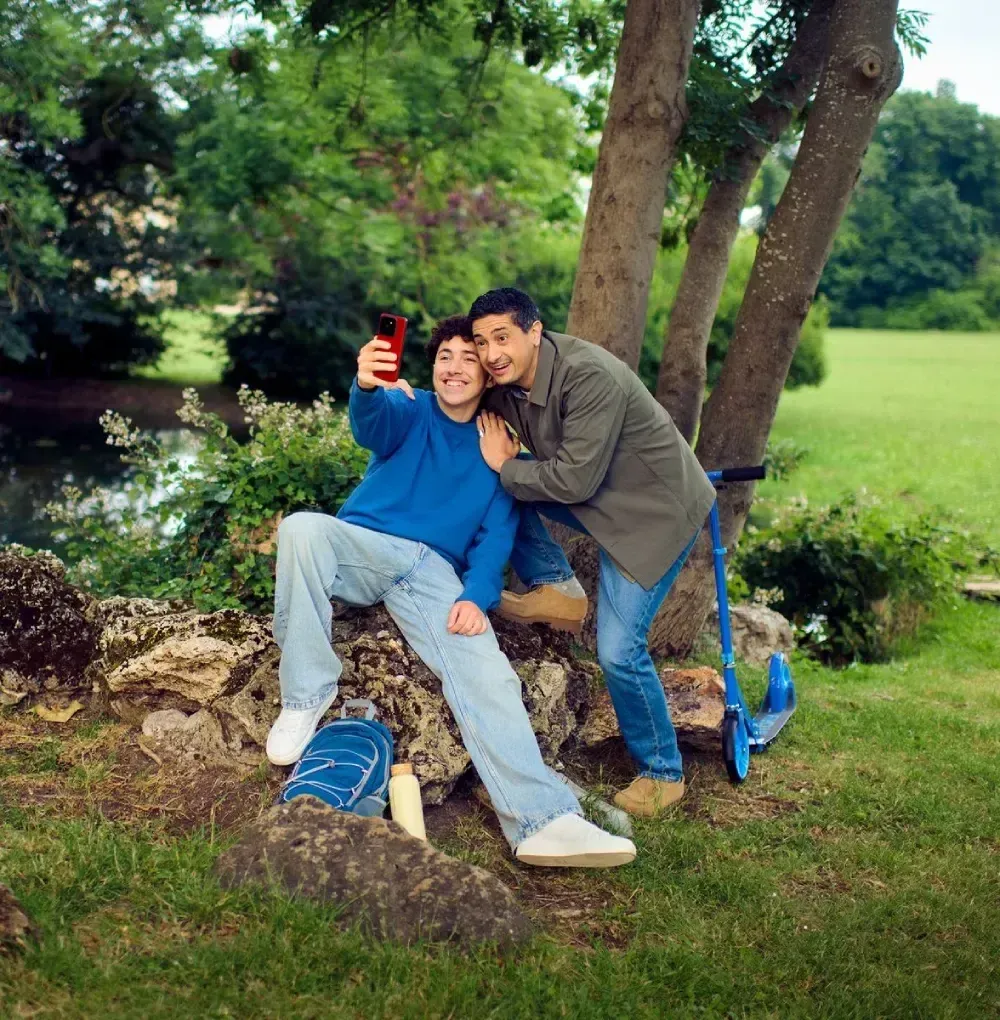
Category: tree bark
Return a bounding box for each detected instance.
[648,0,903,657]
[655,0,836,443]
[565,0,701,368]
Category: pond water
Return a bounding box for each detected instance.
[0,409,201,554]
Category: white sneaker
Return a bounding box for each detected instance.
[514,813,637,868]
[265,688,338,766]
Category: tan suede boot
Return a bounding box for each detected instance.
[613,777,686,818]
[497,586,588,635]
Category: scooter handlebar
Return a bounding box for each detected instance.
[710,465,766,484]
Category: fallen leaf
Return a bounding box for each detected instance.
[34,700,84,723]
[0,687,28,707]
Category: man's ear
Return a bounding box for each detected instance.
[531,320,543,347]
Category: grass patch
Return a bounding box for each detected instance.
[134,310,227,386]
[764,329,1000,545]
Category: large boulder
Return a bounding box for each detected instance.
[215,797,533,949]
[0,546,98,696]
[705,603,794,667]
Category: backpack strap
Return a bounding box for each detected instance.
[340,698,378,721]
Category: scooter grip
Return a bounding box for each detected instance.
[719,465,766,482]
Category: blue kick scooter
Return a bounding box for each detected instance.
[705,465,797,783]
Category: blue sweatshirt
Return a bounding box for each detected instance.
[337,381,518,612]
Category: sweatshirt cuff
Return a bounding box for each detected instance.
[458,580,500,614]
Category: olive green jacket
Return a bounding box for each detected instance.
[485,330,716,589]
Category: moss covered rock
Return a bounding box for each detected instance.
[0,546,97,694]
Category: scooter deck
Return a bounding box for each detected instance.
[750,706,796,748]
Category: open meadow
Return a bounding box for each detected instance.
[2,330,999,1019]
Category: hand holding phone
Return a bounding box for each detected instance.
[372,312,407,383]
[357,313,413,397]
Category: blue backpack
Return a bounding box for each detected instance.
[277,698,394,817]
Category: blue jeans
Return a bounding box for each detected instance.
[510,504,698,783]
[272,512,581,846]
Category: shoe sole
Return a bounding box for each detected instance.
[497,609,585,636]
[266,688,338,766]
[515,850,636,868]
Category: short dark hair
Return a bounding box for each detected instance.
[426,314,474,363]
[468,288,540,333]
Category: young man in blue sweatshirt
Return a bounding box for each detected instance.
[266,316,635,868]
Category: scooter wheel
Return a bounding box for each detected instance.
[722,711,750,784]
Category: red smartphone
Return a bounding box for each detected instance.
[372,312,408,383]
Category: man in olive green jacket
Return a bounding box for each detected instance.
[471,288,716,817]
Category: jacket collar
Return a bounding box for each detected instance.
[527,333,556,407]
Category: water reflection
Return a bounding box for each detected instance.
[0,417,204,553]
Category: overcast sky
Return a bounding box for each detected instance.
[898,0,1000,115]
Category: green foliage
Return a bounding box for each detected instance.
[736,495,995,665]
[763,437,809,481]
[45,388,368,612]
[0,1,206,372]
[821,89,1000,325]
[640,233,827,394]
[173,27,587,398]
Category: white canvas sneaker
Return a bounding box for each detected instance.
[265,688,338,766]
[514,813,637,868]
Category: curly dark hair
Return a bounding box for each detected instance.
[426,314,474,362]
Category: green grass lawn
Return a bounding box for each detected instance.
[134,310,227,386]
[763,329,1000,545]
[3,329,999,1018]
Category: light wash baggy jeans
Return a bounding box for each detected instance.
[272,511,581,847]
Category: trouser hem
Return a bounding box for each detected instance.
[281,682,338,711]
[637,768,685,784]
[513,807,583,847]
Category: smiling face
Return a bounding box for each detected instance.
[432,334,489,421]
[472,313,542,389]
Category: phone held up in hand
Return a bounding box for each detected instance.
[373,312,408,383]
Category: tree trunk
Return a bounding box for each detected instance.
[565,0,700,368]
[648,0,903,657]
[655,0,836,443]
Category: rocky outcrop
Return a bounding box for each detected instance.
[705,603,794,667]
[0,549,744,800]
[80,594,597,804]
[215,797,533,949]
[0,546,98,697]
[577,666,726,753]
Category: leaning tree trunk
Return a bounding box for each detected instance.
[565,0,701,368]
[655,0,836,443]
[648,0,903,657]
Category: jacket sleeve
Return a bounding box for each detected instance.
[458,488,519,613]
[498,366,625,504]
[348,379,419,458]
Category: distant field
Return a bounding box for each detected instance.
[134,310,226,386]
[764,329,1000,545]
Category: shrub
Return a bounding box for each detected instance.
[859,289,996,332]
[763,437,810,481]
[45,387,368,612]
[735,494,991,665]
